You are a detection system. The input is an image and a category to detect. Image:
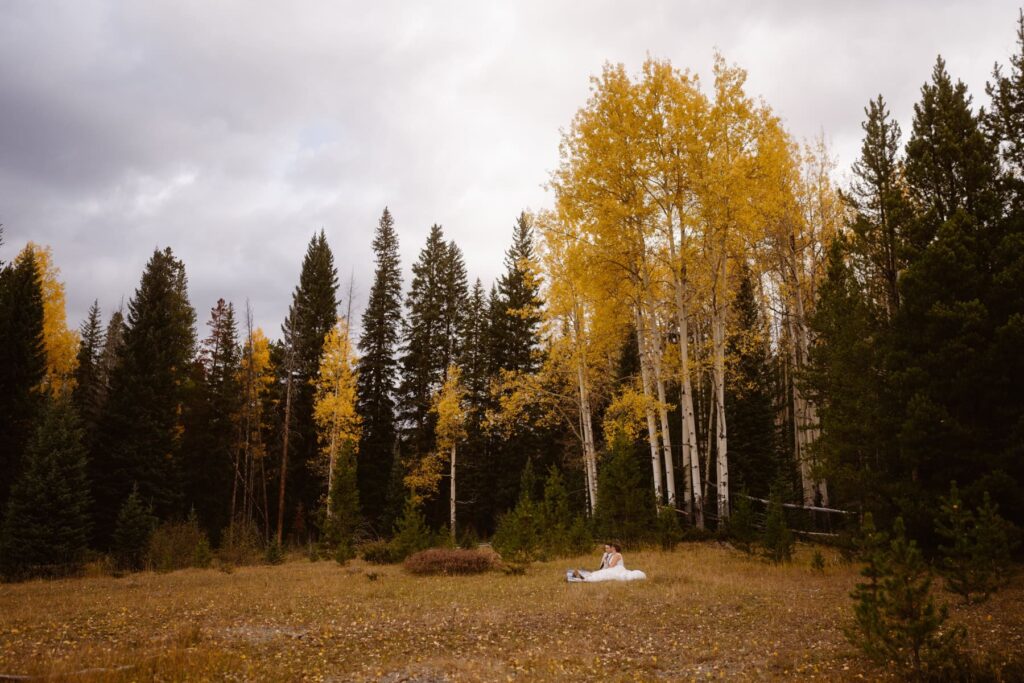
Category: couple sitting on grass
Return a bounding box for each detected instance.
[567,543,647,582]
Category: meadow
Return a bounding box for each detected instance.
[1,544,1021,681]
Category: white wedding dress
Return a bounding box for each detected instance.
[570,553,646,582]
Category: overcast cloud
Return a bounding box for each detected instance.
[0,1,1018,337]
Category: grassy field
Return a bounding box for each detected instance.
[0,543,1021,681]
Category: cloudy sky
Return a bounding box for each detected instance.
[0,1,1018,338]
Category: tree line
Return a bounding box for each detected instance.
[1,11,1022,579]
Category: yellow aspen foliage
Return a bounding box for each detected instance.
[18,243,79,397]
[406,365,466,504]
[313,317,361,483]
[602,385,655,446]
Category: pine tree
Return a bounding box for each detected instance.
[72,301,105,444]
[905,57,1000,253]
[93,248,196,543]
[987,11,1024,199]
[486,216,546,524]
[762,487,794,564]
[182,299,240,540]
[725,267,781,498]
[540,465,572,556]
[891,57,1011,537]
[112,483,157,571]
[320,442,360,563]
[0,249,45,512]
[492,460,544,562]
[356,208,403,529]
[278,231,339,542]
[936,482,1017,604]
[489,213,543,376]
[0,396,91,580]
[846,95,911,319]
[397,225,468,525]
[847,517,964,678]
[805,239,891,519]
[593,437,657,546]
[391,497,433,560]
[457,279,492,534]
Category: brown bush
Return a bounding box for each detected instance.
[403,548,495,576]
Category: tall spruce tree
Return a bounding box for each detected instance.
[485,215,545,525]
[92,248,196,543]
[278,231,339,542]
[846,96,912,319]
[890,56,1012,535]
[182,299,240,540]
[397,225,469,519]
[725,268,781,499]
[72,301,105,445]
[0,249,46,512]
[489,213,543,375]
[0,395,91,580]
[356,209,403,528]
[806,239,891,520]
[457,279,492,533]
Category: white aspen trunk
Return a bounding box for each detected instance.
[712,306,730,522]
[572,307,599,515]
[786,236,829,506]
[666,229,704,527]
[644,292,676,507]
[635,308,664,505]
[450,444,457,541]
[277,363,293,545]
[577,356,599,515]
[703,365,714,505]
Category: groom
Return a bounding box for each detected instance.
[567,543,614,582]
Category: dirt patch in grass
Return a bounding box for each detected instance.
[0,544,1021,680]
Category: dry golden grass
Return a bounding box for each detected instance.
[0,543,1021,681]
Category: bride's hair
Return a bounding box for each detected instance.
[610,543,621,553]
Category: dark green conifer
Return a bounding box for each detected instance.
[112,483,157,571]
[279,231,339,540]
[0,248,45,511]
[321,443,360,564]
[847,517,963,678]
[356,208,403,528]
[92,248,196,543]
[0,396,91,580]
[182,298,240,540]
[725,267,781,498]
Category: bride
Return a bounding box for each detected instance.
[570,543,646,582]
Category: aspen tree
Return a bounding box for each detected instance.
[313,317,361,517]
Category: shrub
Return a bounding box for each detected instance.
[403,548,494,576]
[218,520,264,566]
[264,541,284,566]
[147,510,209,573]
[847,515,964,679]
[361,540,402,565]
[811,550,826,573]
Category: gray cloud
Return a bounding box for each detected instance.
[0,0,1017,337]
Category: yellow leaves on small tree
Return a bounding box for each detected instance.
[313,317,361,485]
[18,243,79,397]
[405,365,466,505]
